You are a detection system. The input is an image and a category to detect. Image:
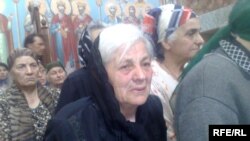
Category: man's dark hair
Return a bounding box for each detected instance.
[24,33,44,48]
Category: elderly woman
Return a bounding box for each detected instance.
[46,61,66,89]
[0,48,59,141]
[44,24,167,141]
[172,0,250,141]
[143,4,204,141]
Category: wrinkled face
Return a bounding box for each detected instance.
[38,64,46,85]
[166,18,204,61]
[28,36,45,56]
[0,66,8,80]
[47,66,66,87]
[105,40,153,109]
[10,56,39,88]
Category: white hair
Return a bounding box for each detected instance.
[99,24,153,64]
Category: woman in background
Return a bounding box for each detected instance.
[0,48,59,141]
[0,62,10,94]
[143,4,204,141]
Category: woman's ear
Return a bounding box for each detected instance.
[160,40,171,50]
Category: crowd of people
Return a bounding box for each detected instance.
[0,0,249,141]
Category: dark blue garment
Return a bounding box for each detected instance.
[55,68,93,113]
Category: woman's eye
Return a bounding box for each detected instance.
[31,64,38,68]
[186,31,195,37]
[120,65,129,70]
[16,65,25,70]
[143,62,151,67]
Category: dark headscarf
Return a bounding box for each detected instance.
[181,0,250,79]
[85,27,164,141]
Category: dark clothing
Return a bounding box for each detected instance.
[55,68,92,113]
[44,95,167,141]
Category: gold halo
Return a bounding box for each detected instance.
[51,0,72,15]
[104,1,121,16]
[124,3,139,17]
[25,0,46,15]
[71,0,90,15]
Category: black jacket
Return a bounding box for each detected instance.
[55,68,93,113]
[44,95,167,141]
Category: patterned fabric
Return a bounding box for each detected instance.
[143,4,197,44]
[160,4,196,38]
[220,39,250,74]
[0,83,60,141]
[31,103,51,141]
[78,26,93,67]
[150,60,177,141]
[44,86,61,110]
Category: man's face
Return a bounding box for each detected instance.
[28,36,45,57]
[166,18,204,61]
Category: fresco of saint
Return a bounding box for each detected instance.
[51,0,78,71]
[0,13,13,64]
[123,3,140,26]
[24,0,47,35]
[72,0,92,41]
[104,1,122,25]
